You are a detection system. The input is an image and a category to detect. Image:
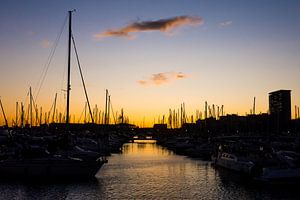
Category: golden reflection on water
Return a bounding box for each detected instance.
[0,140,296,199]
[96,140,300,199]
[122,140,174,156]
[97,139,222,199]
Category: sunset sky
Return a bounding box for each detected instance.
[0,0,300,126]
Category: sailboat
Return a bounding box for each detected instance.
[0,10,107,179]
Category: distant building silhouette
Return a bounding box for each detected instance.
[269,90,291,132]
[153,124,167,132]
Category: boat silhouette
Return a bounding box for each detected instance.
[0,10,107,180]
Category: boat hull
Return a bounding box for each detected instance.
[0,158,105,179]
[214,153,254,175]
[256,168,300,183]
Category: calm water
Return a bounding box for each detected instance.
[1,140,300,199]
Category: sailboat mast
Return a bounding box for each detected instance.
[30,87,33,127]
[105,89,108,125]
[66,10,74,125]
[21,103,24,127]
[52,93,57,123]
[0,97,8,127]
[16,102,18,127]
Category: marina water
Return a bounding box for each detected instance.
[0,140,299,199]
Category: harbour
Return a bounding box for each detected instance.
[1,1,300,199]
[0,140,299,199]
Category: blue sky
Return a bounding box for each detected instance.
[0,0,300,125]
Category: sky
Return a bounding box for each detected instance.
[0,0,300,127]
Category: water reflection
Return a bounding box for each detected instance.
[0,140,300,199]
[123,140,173,156]
[96,140,217,199]
[0,180,100,200]
[96,140,300,199]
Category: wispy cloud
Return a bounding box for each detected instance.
[138,72,188,86]
[137,80,148,86]
[219,20,233,27]
[40,39,52,48]
[176,72,187,79]
[151,73,169,85]
[95,16,204,39]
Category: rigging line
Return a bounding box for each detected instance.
[71,34,94,123]
[23,90,30,124]
[47,94,56,123]
[78,102,86,123]
[14,102,20,126]
[30,91,40,124]
[34,14,68,102]
[109,98,117,125]
[0,97,8,127]
[18,88,31,126]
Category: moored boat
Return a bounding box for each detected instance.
[255,151,300,183]
[213,151,255,175]
[0,156,105,179]
[0,10,108,180]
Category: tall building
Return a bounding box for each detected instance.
[269,90,291,132]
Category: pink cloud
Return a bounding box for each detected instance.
[138,72,188,86]
[95,16,204,39]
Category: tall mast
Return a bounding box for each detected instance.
[66,10,74,126]
[107,95,111,124]
[104,89,108,124]
[30,87,33,127]
[205,101,208,119]
[52,93,57,123]
[21,102,24,127]
[253,96,256,115]
[15,102,18,127]
[0,97,8,127]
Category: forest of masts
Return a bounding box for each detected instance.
[154,101,225,129]
[1,93,300,128]
[0,88,130,128]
